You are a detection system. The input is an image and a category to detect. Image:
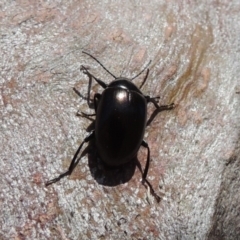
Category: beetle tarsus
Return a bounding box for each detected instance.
[142,178,161,203]
[45,171,70,186]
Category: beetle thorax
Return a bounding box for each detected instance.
[107,78,142,94]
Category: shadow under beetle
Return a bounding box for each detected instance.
[46,51,174,202]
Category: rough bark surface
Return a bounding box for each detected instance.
[0,1,239,239]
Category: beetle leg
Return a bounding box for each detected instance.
[145,96,159,108]
[141,140,150,180]
[77,112,96,117]
[146,96,175,110]
[155,102,175,111]
[141,140,161,203]
[45,131,95,186]
[145,95,160,108]
[76,111,96,121]
[81,65,108,89]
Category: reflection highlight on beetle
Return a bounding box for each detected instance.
[116,91,127,101]
[46,51,175,203]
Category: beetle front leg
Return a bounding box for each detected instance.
[81,65,108,89]
[45,131,95,186]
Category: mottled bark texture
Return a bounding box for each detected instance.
[0,1,239,239]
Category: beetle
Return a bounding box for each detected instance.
[46,51,174,201]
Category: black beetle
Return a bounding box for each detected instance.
[46,51,174,201]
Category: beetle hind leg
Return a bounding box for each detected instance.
[45,131,95,186]
[141,140,161,203]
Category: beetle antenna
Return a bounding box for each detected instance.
[131,60,152,81]
[82,51,117,79]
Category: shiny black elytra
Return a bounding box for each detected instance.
[46,51,174,201]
